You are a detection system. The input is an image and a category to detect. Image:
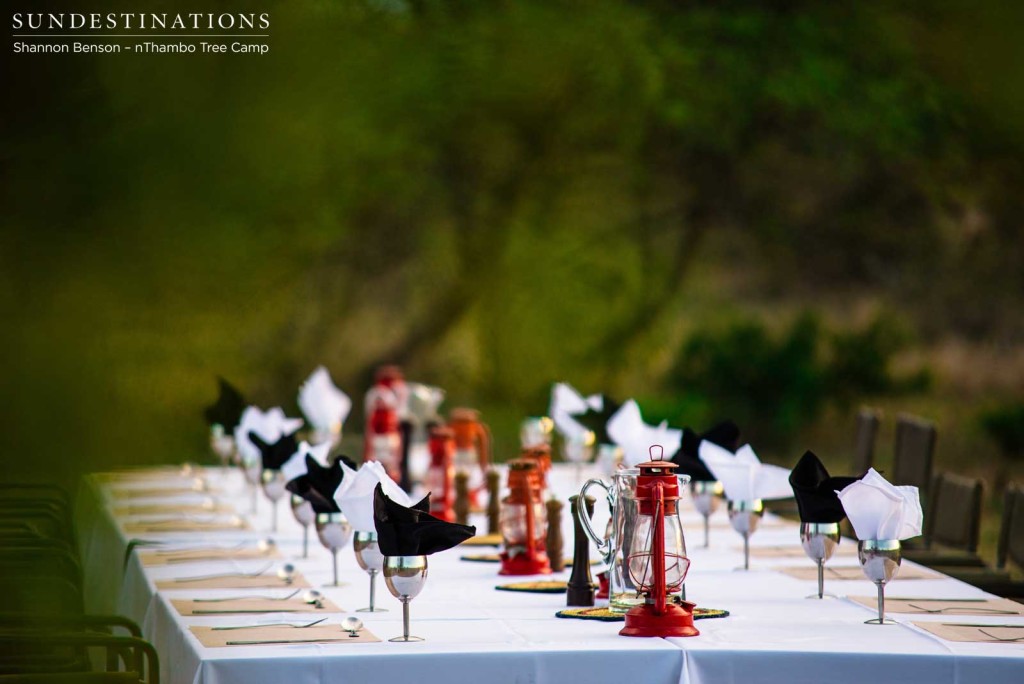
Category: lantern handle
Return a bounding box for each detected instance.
[577,479,613,563]
[649,444,664,461]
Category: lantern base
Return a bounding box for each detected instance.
[499,551,552,576]
[619,600,700,638]
[595,571,610,600]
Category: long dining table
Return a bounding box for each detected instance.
[75,462,1023,684]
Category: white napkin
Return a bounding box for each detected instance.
[297,366,352,433]
[234,406,304,466]
[281,440,332,483]
[549,382,602,441]
[699,442,793,501]
[836,468,923,540]
[606,400,683,466]
[335,461,414,532]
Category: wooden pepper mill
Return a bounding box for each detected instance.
[546,498,565,572]
[454,471,470,525]
[566,494,596,606]
[486,469,501,534]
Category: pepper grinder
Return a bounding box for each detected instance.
[486,469,501,534]
[398,420,414,493]
[454,471,470,525]
[566,494,595,606]
[546,498,565,572]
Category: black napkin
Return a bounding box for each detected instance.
[373,483,476,555]
[249,430,299,471]
[203,377,246,430]
[286,455,346,514]
[671,420,741,481]
[788,451,859,523]
[568,397,621,446]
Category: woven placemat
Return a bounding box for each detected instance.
[463,533,503,547]
[461,553,501,563]
[555,606,730,622]
[496,581,569,594]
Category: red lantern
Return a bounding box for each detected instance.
[620,460,698,638]
[364,390,401,481]
[426,426,456,522]
[521,445,552,493]
[449,407,491,508]
[499,460,552,576]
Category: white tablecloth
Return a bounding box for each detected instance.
[76,464,1024,684]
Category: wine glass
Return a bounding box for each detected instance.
[690,480,723,548]
[800,522,841,599]
[260,470,287,533]
[290,494,315,558]
[562,430,596,486]
[315,511,353,587]
[353,531,388,613]
[858,539,901,624]
[727,499,764,570]
[241,456,261,515]
[383,555,428,642]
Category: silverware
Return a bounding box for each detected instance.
[213,617,327,631]
[193,609,302,614]
[858,539,901,625]
[276,563,296,585]
[943,623,1024,628]
[303,589,324,609]
[342,616,363,637]
[907,604,1018,615]
[226,637,352,646]
[978,629,1024,643]
[173,562,273,583]
[889,597,988,602]
[193,589,300,603]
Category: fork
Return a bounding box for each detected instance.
[173,562,273,583]
[978,629,1024,643]
[908,604,1018,615]
[213,617,327,631]
[193,589,300,603]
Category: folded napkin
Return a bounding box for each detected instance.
[788,451,859,523]
[607,400,682,466]
[567,396,620,446]
[836,468,923,540]
[335,461,413,532]
[281,440,332,483]
[373,483,476,555]
[203,377,247,430]
[550,382,603,441]
[297,366,352,433]
[699,441,792,501]
[250,431,300,471]
[285,455,353,514]
[671,420,741,481]
[235,406,304,466]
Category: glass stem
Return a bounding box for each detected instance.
[743,532,750,570]
[876,582,885,624]
[302,526,308,559]
[250,484,258,514]
[402,597,411,640]
[369,570,376,611]
[703,515,710,549]
[817,559,824,599]
[272,500,278,534]
[332,549,338,586]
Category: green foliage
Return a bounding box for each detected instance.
[670,313,925,450]
[979,403,1024,460]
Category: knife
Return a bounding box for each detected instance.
[193,610,302,615]
[226,638,358,645]
[889,597,990,602]
[943,623,1024,628]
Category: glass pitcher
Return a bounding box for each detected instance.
[578,468,642,613]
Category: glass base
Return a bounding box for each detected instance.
[389,635,425,642]
[805,593,839,599]
[864,618,898,625]
[356,607,388,613]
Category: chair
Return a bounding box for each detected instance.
[852,407,881,475]
[0,633,158,683]
[904,472,986,567]
[997,482,1024,571]
[892,414,936,499]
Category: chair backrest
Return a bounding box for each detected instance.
[852,408,881,474]
[924,472,984,552]
[997,483,1024,570]
[892,414,936,500]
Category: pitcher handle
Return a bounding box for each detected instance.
[578,478,613,562]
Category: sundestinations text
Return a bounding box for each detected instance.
[12,13,270,31]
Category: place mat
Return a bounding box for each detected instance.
[556,606,730,622]
[496,581,569,594]
[114,502,233,517]
[913,622,1024,644]
[745,545,856,559]
[850,596,1024,616]
[123,518,250,534]
[460,554,596,567]
[141,546,280,566]
[191,624,380,647]
[156,573,310,590]
[173,596,342,615]
[463,533,503,547]
[776,565,940,581]
[108,486,212,500]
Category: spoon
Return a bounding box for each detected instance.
[173,562,273,583]
[303,589,324,609]
[213,617,327,631]
[193,589,301,603]
[277,563,296,585]
[258,538,277,553]
[342,616,363,637]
